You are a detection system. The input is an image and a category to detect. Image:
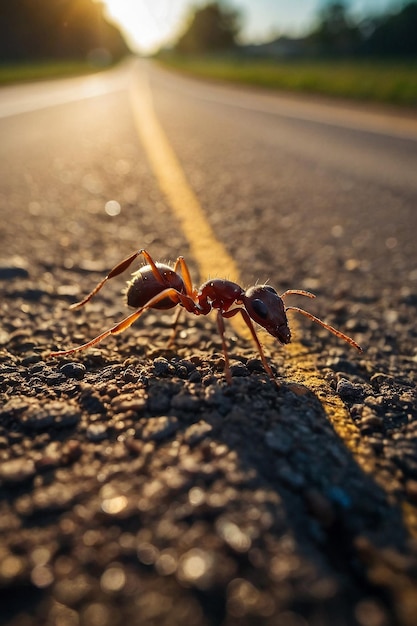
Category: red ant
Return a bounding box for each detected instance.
[51,249,362,383]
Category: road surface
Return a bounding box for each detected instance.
[0,58,416,626]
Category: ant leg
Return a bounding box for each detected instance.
[216,311,232,384]
[286,306,362,351]
[167,306,183,348]
[50,307,149,356]
[71,249,163,310]
[173,256,196,299]
[281,289,316,299]
[51,287,194,357]
[223,308,275,380]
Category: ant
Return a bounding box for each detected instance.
[51,249,362,383]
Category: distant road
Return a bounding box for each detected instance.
[148,61,417,194]
[0,66,131,119]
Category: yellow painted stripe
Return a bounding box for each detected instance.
[129,64,250,342]
[129,63,416,536]
[129,69,238,282]
[128,62,356,451]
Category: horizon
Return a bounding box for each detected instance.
[101,0,405,54]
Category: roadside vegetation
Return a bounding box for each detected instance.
[157,1,417,107]
[0,60,113,86]
[157,53,417,107]
[0,1,129,86]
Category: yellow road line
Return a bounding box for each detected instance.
[129,64,416,536]
[128,62,357,447]
[129,68,238,281]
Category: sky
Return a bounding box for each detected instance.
[101,0,404,54]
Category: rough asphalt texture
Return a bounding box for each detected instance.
[0,62,417,626]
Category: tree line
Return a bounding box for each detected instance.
[174,1,417,58]
[0,0,130,64]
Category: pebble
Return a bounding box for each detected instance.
[45,373,67,386]
[360,410,384,431]
[111,393,147,415]
[153,357,172,376]
[139,416,179,442]
[57,405,82,429]
[230,363,249,377]
[175,365,189,379]
[188,369,202,383]
[0,458,36,484]
[60,362,86,380]
[184,421,213,446]
[122,367,139,383]
[246,358,265,373]
[86,423,108,442]
[21,354,42,366]
[336,378,363,400]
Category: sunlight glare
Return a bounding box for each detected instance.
[101,0,189,54]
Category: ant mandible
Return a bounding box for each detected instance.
[50,249,362,383]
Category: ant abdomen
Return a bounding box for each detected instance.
[126,263,185,309]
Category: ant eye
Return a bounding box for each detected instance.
[252,299,268,319]
[264,286,277,294]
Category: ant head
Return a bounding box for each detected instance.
[244,285,291,344]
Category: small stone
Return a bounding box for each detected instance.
[360,412,384,430]
[153,357,171,376]
[45,373,66,386]
[86,423,108,442]
[230,363,249,378]
[184,421,213,446]
[22,401,81,430]
[336,378,362,400]
[0,458,35,484]
[175,365,189,379]
[188,369,202,383]
[140,416,179,442]
[21,354,42,366]
[60,362,86,380]
[111,393,146,414]
[246,358,265,373]
[122,368,139,383]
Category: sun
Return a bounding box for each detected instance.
[101,0,189,54]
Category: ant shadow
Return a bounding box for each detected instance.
[2,335,415,626]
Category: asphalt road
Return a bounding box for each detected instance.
[0,58,417,626]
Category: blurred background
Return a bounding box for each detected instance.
[0,1,416,102]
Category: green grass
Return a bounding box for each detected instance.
[157,53,417,107]
[0,60,110,86]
